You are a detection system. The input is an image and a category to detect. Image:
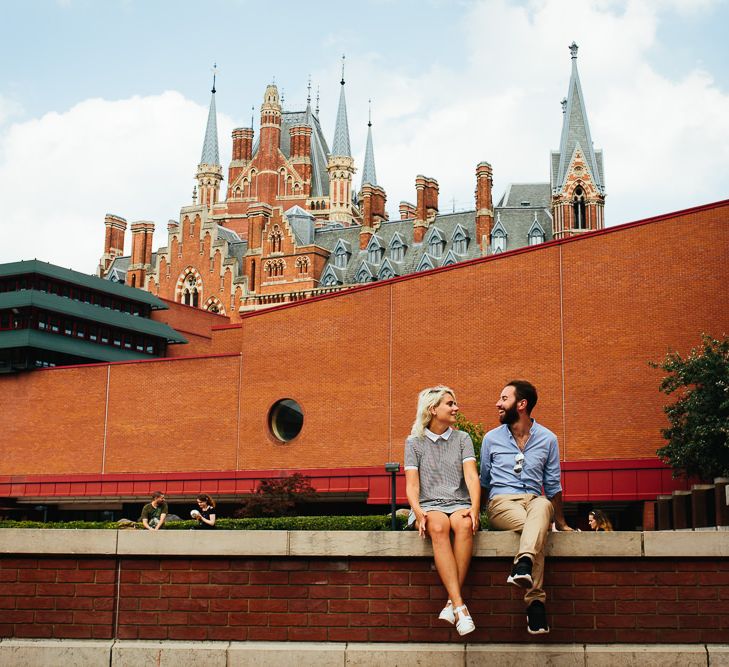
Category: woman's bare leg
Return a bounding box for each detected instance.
[423,511,464,607]
[449,509,474,588]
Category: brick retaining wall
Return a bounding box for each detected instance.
[1,530,727,644]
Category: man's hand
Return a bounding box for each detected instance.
[415,510,427,538]
[554,518,573,532]
[549,492,573,531]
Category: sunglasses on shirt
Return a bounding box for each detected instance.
[514,452,525,475]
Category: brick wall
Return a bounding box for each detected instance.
[1,555,726,643]
[1,201,728,483]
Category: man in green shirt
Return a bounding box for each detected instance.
[140,491,168,531]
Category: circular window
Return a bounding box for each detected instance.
[268,399,304,442]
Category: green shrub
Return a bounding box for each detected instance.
[0,515,411,531]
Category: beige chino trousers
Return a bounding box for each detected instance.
[487,494,554,605]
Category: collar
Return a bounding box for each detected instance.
[425,427,453,442]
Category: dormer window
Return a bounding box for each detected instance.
[366,236,385,264]
[492,229,506,254]
[452,225,469,255]
[427,230,445,258]
[334,247,349,268]
[389,234,407,263]
[529,229,545,245]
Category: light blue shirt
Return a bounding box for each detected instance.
[479,419,563,501]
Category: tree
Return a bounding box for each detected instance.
[652,334,729,480]
[234,473,318,518]
[455,412,486,467]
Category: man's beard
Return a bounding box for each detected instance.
[499,404,519,425]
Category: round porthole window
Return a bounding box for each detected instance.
[268,399,304,442]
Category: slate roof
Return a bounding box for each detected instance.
[272,109,331,197]
[200,90,220,166]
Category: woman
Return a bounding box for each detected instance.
[191,494,217,529]
[405,386,481,636]
[588,509,613,531]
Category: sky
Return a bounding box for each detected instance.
[1,0,727,273]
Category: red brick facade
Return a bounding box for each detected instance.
[1,555,726,643]
[3,201,728,498]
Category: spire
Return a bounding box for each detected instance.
[200,64,220,166]
[554,42,603,193]
[315,85,320,116]
[361,99,377,187]
[331,55,352,157]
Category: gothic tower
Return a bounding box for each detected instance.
[327,57,356,225]
[196,67,223,209]
[551,42,605,239]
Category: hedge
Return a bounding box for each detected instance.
[0,515,410,531]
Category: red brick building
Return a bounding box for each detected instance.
[4,199,728,521]
[98,45,605,318]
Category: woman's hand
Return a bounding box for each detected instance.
[415,509,427,538]
[465,506,480,534]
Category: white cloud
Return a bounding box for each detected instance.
[0,0,726,274]
[342,0,729,223]
[0,92,234,272]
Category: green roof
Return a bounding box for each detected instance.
[0,329,155,363]
[0,260,168,309]
[0,291,186,343]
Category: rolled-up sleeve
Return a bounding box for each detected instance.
[543,435,563,499]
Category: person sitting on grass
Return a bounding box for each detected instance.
[140,491,168,531]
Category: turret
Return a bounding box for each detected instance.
[327,56,356,225]
[196,66,223,208]
[550,42,605,239]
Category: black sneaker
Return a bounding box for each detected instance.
[526,600,550,634]
[507,556,533,588]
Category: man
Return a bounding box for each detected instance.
[140,491,168,531]
[480,380,572,635]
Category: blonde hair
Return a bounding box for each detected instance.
[410,385,457,437]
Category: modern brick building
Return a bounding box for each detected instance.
[0,260,186,372]
[98,44,605,317]
[3,199,727,522]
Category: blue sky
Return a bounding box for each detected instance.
[1,0,728,271]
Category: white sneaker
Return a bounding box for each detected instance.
[454,604,476,636]
[438,600,455,624]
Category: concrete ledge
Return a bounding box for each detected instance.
[116,528,288,556]
[0,528,654,558]
[111,640,228,666]
[644,530,729,557]
[0,640,726,666]
[0,528,117,554]
[467,643,584,666]
[0,639,113,666]
[585,643,709,666]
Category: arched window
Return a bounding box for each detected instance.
[269,225,283,253]
[492,229,506,254]
[573,186,586,230]
[428,234,444,258]
[390,237,406,263]
[296,257,309,275]
[334,247,349,268]
[367,243,383,264]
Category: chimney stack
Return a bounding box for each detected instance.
[475,162,494,254]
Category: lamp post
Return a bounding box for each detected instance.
[384,462,400,531]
